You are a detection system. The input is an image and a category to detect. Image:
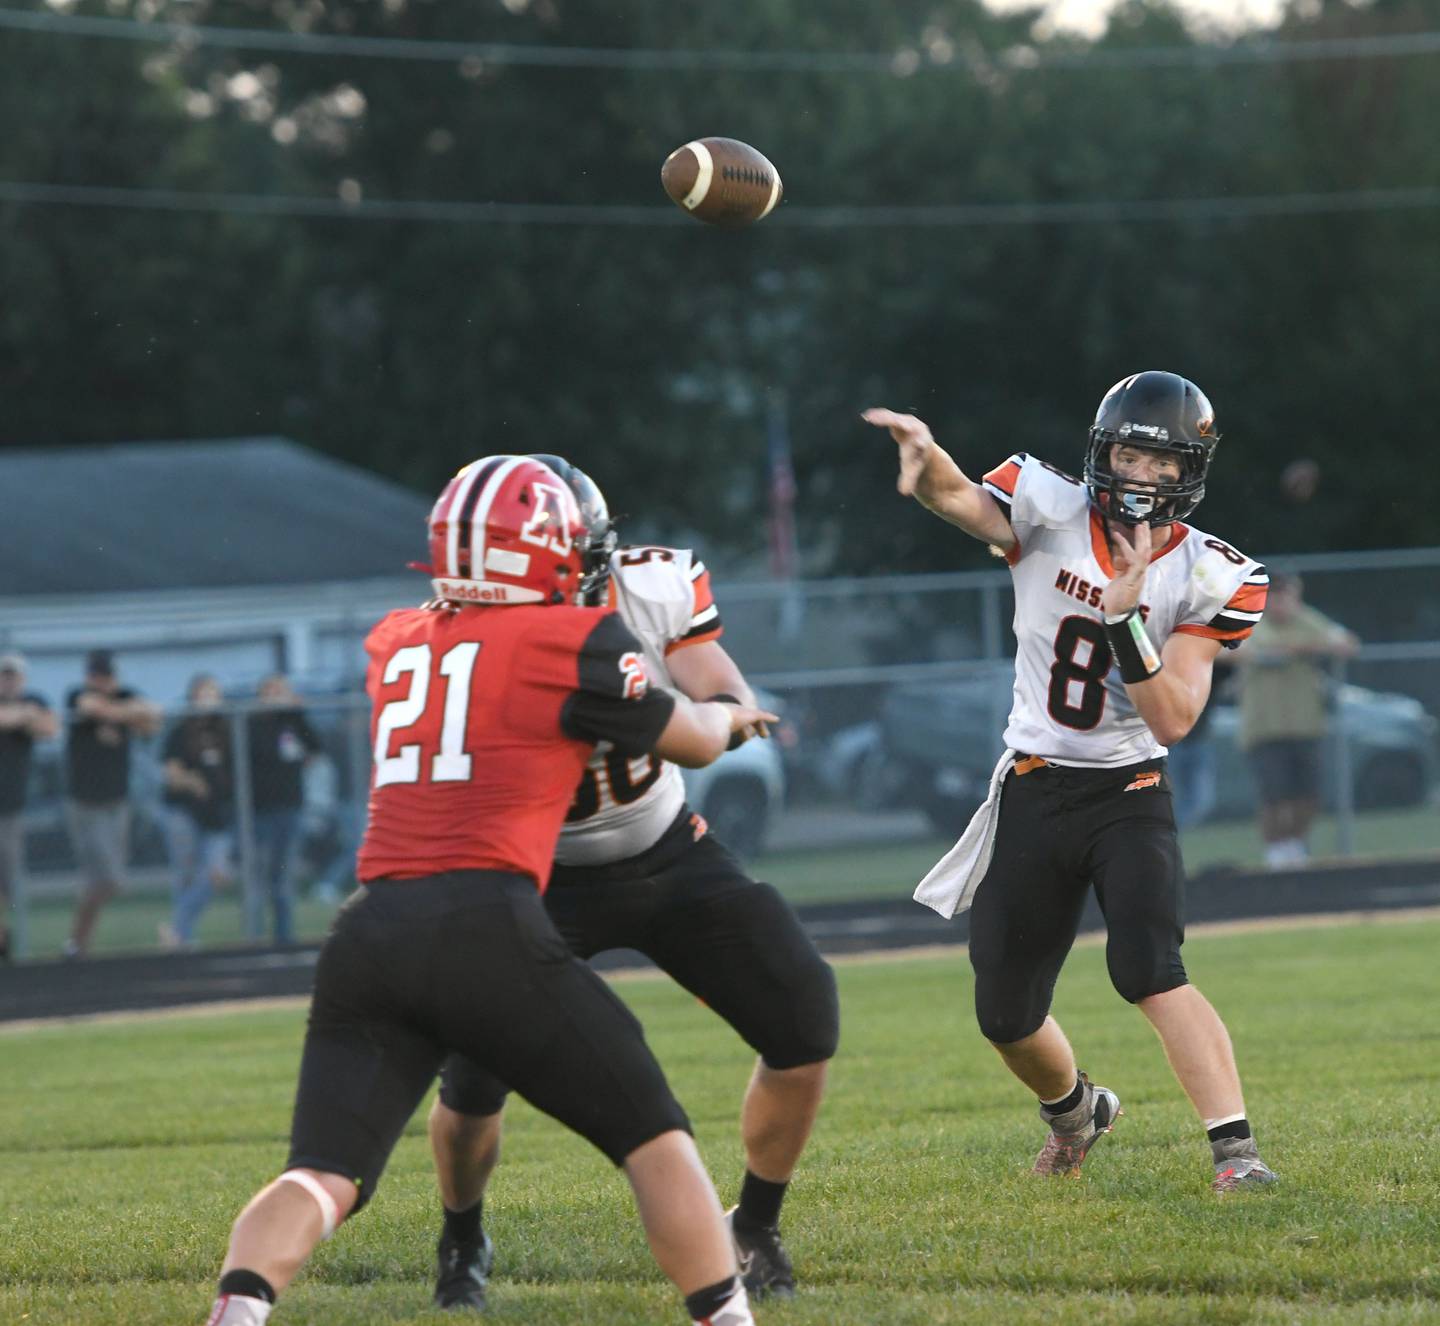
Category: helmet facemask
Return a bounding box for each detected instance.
[1084,431,1213,526]
[527,454,618,606]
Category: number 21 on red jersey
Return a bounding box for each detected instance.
[372,642,481,787]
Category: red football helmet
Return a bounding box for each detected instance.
[427,456,585,605]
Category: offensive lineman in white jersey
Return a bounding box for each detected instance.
[426,456,838,1307]
[866,371,1278,1194]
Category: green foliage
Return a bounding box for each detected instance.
[2,0,1438,569]
[2,918,1439,1323]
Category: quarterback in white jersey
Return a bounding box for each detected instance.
[426,456,838,1306]
[868,370,1278,1195]
[981,450,1268,768]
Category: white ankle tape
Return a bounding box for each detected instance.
[277,1170,340,1240]
[1204,1112,1247,1130]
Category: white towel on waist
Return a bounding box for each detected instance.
[913,749,1017,919]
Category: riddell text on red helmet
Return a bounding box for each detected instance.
[434,580,531,604]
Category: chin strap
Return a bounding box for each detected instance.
[1103,608,1164,684]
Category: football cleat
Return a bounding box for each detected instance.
[1211,1137,1279,1195]
[1032,1072,1122,1177]
[725,1207,795,1300]
[433,1230,494,1312]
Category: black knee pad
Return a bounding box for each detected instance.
[973,969,1051,1046]
[760,954,840,1069]
[1106,935,1188,1005]
[1111,964,1189,1005]
[438,1053,510,1117]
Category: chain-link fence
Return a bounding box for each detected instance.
[5,552,1437,959]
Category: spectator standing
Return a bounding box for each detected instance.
[160,675,235,948]
[64,650,162,958]
[1235,574,1359,866]
[246,673,322,944]
[0,654,59,960]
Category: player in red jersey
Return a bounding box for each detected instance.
[204,457,773,1326]
[426,457,838,1308]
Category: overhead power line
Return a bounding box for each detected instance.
[1,6,1439,72]
[2,179,1438,228]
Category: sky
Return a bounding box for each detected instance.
[984,0,1290,37]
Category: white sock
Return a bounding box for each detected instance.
[206,1294,273,1326]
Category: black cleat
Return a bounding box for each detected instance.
[433,1231,494,1312]
[725,1207,795,1300]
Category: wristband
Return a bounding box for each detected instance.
[707,693,746,750]
[1103,609,1163,684]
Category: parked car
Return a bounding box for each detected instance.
[847,674,1439,835]
[1207,684,1439,818]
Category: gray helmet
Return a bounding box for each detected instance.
[526,454,618,604]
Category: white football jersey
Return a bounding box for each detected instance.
[981,453,1268,767]
[554,546,723,865]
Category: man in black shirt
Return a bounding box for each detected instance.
[64,650,162,957]
[247,674,323,944]
[0,654,58,960]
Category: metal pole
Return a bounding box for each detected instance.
[980,582,1003,661]
[229,703,262,941]
[981,582,1010,756]
[1330,657,1356,858]
[343,693,372,895]
[11,850,29,960]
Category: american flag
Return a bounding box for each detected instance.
[767,392,798,581]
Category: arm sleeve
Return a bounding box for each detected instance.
[161,724,184,762]
[981,453,1089,567]
[560,613,677,756]
[1174,562,1269,648]
[980,454,1025,520]
[667,558,724,654]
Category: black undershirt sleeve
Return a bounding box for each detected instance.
[560,614,677,756]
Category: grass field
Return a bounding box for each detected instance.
[12,803,1438,956]
[3,916,1438,1324]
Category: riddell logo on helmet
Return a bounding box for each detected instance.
[435,580,522,603]
[1120,422,1169,442]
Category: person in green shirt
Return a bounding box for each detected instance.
[1233,574,1358,866]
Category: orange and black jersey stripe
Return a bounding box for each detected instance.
[1175,567,1268,646]
[982,455,1025,512]
[666,558,724,654]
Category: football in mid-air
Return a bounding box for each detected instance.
[661,137,783,227]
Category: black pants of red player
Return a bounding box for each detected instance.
[968,755,1187,1045]
[285,871,689,1211]
[440,810,839,1118]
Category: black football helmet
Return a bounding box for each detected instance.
[1084,371,1220,526]
[527,454,617,604]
